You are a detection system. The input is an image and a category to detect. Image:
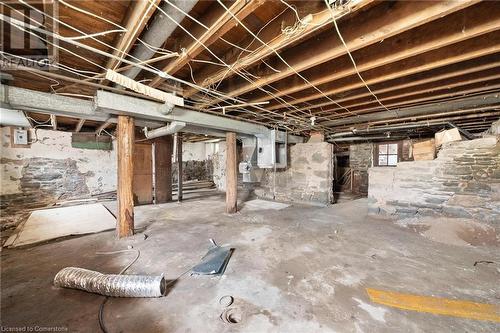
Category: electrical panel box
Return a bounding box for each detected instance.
[13,128,28,145]
[257,129,287,169]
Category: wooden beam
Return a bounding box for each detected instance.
[335,108,500,131]
[50,114,57,130]
[106,0,160,71]
[150,0,265,87]
[255,2,500,107]
[319,80,500,120]
[117,115,135,238]
[290,56,500,116]
[154,135,173,203]
[176,133,183,202]
[310,70,500,117]
[74,119,85,132]
[256,32,500,116]
[95,120,112,134]
[225,132,237,214]
[183,0,373,97]
[198,0,479,107]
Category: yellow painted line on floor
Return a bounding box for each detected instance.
[366,288,500,322]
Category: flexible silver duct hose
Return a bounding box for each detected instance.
[54,267,165,298]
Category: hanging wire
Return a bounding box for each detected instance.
[152,0,318,128]
[214,0,357,119]
[1,8,301,129]
[323,0,398,117]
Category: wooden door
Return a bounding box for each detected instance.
[133,143,153,204]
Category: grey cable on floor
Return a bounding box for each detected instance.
[96,249,196,333]
[97,249,140,333]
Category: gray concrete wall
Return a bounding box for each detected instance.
[254,142,334,205]
[368,137,500,225]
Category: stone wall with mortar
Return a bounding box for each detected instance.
[368,136,500,226]
[174,141,226,190]
[254,142,334,205]
[1,127,116,229]
[349,143,373,194]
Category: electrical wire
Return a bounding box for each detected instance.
[5,1,317,132]
[323,0,397,117]
[95,249,140,333]
[155,0,321,129]
[214,0,357,119]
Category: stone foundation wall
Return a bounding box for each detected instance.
[176,141,226,190]
[368,137,500,225]
[1,127,116,230]
[254,142,334,205]
[349,143,373,194]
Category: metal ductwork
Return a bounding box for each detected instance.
[122,0,199,80]
[54,267,165,298]
[143,121,186,139]
[0,109,31,127]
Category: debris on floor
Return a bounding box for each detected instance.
[4,203,116,248]
[192,239,234,275]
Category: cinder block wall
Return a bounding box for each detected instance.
[254,142,334,205]
[368,137,500,225]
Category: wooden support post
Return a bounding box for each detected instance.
[176,133,183,202]
[154,135,173,203]
[117,115,134,238]
[225,132,237,214]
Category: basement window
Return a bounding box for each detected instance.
[377,143,398,166]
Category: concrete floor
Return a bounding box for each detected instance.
[1,194,499,332]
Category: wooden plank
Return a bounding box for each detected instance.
[4,203,116,248]
[198,0,479,107]
[225,132,237,214]
[154,135,173,203]
[299,56,500,115]
[117,115,135,238]
[133,143,153,205]
[176,133,183,202]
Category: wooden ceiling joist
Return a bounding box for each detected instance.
[263,32,500,115]
[149,0,266,87]
[106,0,161,71]
[292,55,500,115]
[260,2,500,109]
[75,119,86,132]
[321,80,500,121]
[183,0,373,98]
[197,0,479,108]
[297,68,500,117]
